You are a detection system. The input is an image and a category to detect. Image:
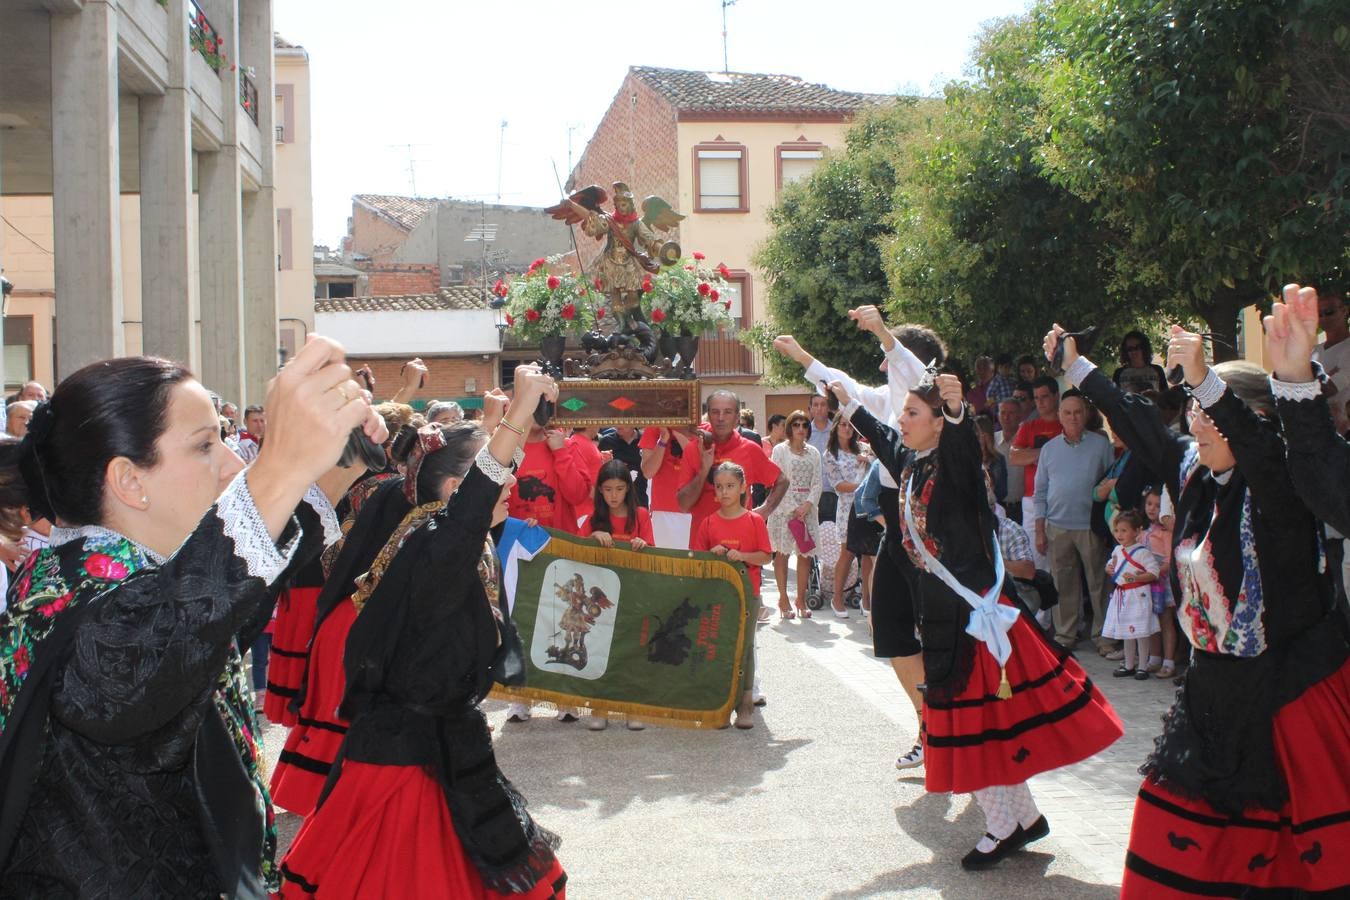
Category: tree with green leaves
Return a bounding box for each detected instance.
[886,14,1145,364]
[1035,0,1350,359]
[752,100,934,383]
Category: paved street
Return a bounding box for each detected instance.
[263,566,1169,898]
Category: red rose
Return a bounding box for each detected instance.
[723,300,732,311]
[717,263,731,279]
[641,277,653,293]
[492,279,508,297]
[697,282,711,296]
[693,251,706,260]
[525,309,541,322]
[710,289,720,302]
[206,39,216,53]
[651,308,667,323]
[593,277,603,291]
[505,313,515,327]
[597,307,607,319]
[85,553,129,581]
[561,303,577,320]
[684,265,695,271]
[547,275,561,290]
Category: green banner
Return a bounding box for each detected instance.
[491,529,752,729]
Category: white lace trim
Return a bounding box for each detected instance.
[841,398,862,420]
[1191,368,1226,409]
[302,483,342,548]
[48,524,165,566]
[476,446,520,485]
[1066,356,1096,387]
[1269,376,1322,402]
[219,472,298,582]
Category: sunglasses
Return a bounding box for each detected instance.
[790,421,810,430]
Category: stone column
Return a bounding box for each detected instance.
[50,0,124,377]
[138,0,196,369]
[239,0,277,407]
[197,0,245,404]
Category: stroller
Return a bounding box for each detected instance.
[805,554,862,610]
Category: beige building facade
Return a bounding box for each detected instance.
[0,0,292,405]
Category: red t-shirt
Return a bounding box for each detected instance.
[689,429,780,539]
[509,440,565,528]
[1012,418,1064,496]
[638,429,698,513]
[581,507,655,545]
[691,509,772,595]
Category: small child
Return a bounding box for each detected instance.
[1143,486,1178,678]
[580,460,653,732]
[581,459,654,550]
[691,462,773,729]
[1103,508,1160,680]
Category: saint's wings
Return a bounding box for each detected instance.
[544,185,608,226]
[640,196,684,232]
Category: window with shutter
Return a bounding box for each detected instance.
[776,143,825,193]
[694,143,748,212]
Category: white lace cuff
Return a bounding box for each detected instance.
[1269,376,1322,402]
[943,404,966,425]
[302,483,342,548]
[1190,368,1227,409]
[1066,357,1096,388]
[219,471,298,583]
[476,446,520,485]
[841,398,862,421]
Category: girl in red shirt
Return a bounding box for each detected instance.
[691,462,773,729]
[582,460,654,549]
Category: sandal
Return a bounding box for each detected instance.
[1155,662,1176,679]
[780,607,796,621]
[757,607,773,624]
[795,604,812,619]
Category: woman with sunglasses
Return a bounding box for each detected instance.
[1111,331,1168,395]
[767,411,822,619]
[1047,321,1350,898]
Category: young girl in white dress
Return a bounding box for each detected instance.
[1103,507,1160,680]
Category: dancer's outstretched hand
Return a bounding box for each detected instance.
[936,373,964,416]
[773,334,808,365]
[1043,324,1081,370]
[1166,325,1208,389]
[1263,284,1319,383]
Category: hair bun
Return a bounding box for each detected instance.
[25,401,56,448]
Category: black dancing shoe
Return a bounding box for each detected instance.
[1020,815,1050,846]
[960,829,1025,871]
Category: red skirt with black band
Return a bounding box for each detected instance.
[263,585,322,726]
[922,601,1123,794]
[270,598,356,816]
[1121,656,1350,899]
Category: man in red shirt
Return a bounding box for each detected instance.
[1008,375,1063,567]
[677,390,788,545]
[640,426,702,549]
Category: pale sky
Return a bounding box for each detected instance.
[274,0,1030,247]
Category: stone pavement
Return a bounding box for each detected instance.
[263,567,1175,897]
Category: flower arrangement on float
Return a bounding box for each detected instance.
[496,255,598,344]
[641,252,736,336]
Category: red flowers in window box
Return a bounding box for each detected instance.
[717,263,731,279]
[697,282,711,296]
[525,309,540,322]
[505,313,515,327]
[561,303,577,320]
[546,275,561,290]
[492,279,508,297]
[693,251,706,260]
[651,308,667,323]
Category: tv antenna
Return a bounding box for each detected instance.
[721,0,738,73]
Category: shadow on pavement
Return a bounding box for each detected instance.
[487,704,811,821]
[827,792,1120,899]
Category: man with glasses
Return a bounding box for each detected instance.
[1312,289,1350,434]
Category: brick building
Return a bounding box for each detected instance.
[314,285,499,408]
[568,66,891,424]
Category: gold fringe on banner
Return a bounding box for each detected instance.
[495,531,752,729]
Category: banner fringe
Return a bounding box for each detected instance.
[489,686,736,731]
[546,538,742,585]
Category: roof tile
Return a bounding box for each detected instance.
[631,66,891,115]
[315,285,491,315]
[353,194,438,231]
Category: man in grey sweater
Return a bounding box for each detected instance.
[1033,391,1116,651]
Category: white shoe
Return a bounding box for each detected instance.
[626,719,645,731]
[895,742,925,770]
[505,703,531,723]
[587,715,609,731]
[832,606,850,619]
